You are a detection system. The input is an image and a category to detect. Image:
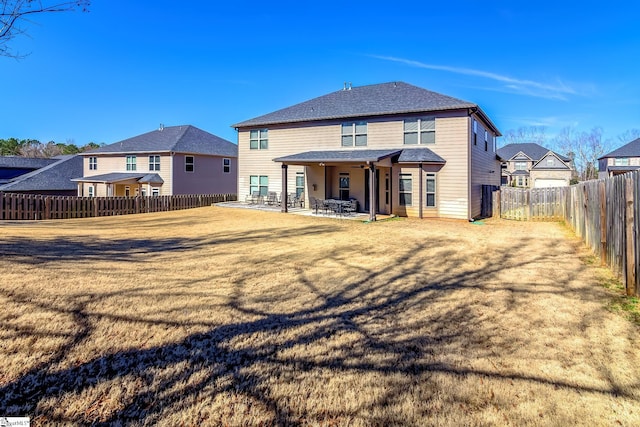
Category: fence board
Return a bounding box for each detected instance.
[0,193,235,222]
[500,172,639,296]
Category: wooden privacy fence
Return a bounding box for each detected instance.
[496,171,639,296]
[0,193,237,221]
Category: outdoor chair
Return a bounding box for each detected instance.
[343,199,358,215]
[266,191,279,206]
[245,191,260,204]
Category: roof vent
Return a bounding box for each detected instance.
[348,82,352,90]
[159,123,164,131]
[343,82,347,91]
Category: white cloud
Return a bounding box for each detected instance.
[370,55,581,101]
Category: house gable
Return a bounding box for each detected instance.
[531,151,571,170]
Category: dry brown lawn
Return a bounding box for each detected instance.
[0,206,639,426]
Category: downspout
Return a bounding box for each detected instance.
[418,162,423,219]
[368,162,376,222]
[281,164,288,213]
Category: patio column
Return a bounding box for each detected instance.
[281,164,288,213]
[369,163,376,222]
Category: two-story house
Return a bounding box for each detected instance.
[73,125,237,197]
[232,82,501,221]
[598,137,640,179]
[497,143,573,188]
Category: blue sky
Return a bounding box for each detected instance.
[1,1,639,149]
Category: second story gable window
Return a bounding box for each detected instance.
[614,158,630,166]
[250,129,268,150]
[341,122,367,147]
[89,156,97,170]
[404,117,435,145]
[126,155,137,171]
[149,155,160,171]
[514,161,527,171]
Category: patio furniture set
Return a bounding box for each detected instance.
[308,196,358,217]
[245,191,304,208]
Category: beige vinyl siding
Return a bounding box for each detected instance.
[428,116,470,220]
[469,117,501,218]
[238,112,476,219]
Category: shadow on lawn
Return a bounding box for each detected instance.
[0,224,638,425]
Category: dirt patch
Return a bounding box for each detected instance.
[0,207,638,425]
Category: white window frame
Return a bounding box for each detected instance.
[296,172,304,197]
[473,120,478,146]
[89,156,97,170]
[223,158,231,173]
[614,158,630,166]
[88,186,94,197]
[152,187,160,196]
[126,155,137,171]
[484,130,488,151]
[185,156,194,172]
[149,155,160,171]
[514,161,527,171]
[399,173,412,206]
[341,122,367,147]
[404,117,435,145]
[250,175,269,196]
[249,129,268,150]
[425,173,436,207]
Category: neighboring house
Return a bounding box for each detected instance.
[0,156,57,185]
[0,155,83,196]
[497,143,573,188]
[232,81,502,221]
[73,125,237,197]
[598,138,640,179]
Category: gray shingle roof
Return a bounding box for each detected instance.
[0,156,57,169]
[273,147,446,164]
[71,172,164,184]
[0,155,82,191]
[599,138,640,158]
[396,148,446,163]
[497,143,570,162]
[274,149,402,163]
[233,82,500,135]
[86,125,237,157]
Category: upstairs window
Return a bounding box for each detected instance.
[223,158,231,173]
[546,158,555,167]
[185,156,194,172]
[126,156,137,171]
[341,122,367,147]
[484,130,488,151]
[404,117,435,145]
[615,158,630,166]
[250,129,268,149]
[149,155,160,171]
[89,156,97,170]
[473,120,478,146]
[514,161,527,171]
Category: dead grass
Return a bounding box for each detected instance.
[0,206,639,426]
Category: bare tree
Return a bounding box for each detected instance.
[554,126,611,181]
[617,128,640,144]
[1,0,90,58]
[500,126,547,147]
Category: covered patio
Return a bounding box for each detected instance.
[274,147,445,221]
[72,172,164,197]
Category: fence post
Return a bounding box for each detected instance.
[599,181,607,266]
[625,177,637,296]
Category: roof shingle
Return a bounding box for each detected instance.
[86,125,237,157]
[233,82,499,134]
[599,138,640,159]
